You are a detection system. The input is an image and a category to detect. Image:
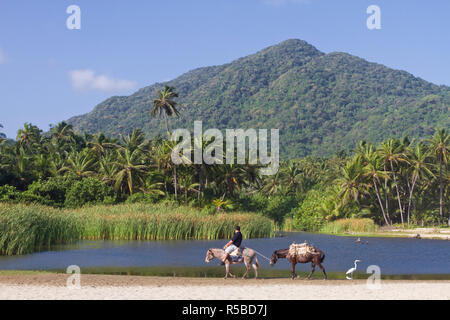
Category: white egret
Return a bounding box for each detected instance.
[345,260,360,280]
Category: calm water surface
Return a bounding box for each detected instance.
[0,232,448,274]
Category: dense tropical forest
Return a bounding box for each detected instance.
[67,39,450,158]
[0,86,448,234]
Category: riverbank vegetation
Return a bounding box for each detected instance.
[319,218,378,234]
[0,86,448,236]
[0,203,274,255]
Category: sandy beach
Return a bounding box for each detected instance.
[0,274,448,300]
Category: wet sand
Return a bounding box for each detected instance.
[0,274,448,300]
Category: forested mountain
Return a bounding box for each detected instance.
[67,39,450,158]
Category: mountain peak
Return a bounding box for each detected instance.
[257,38,323,58]
[67,39,449,158]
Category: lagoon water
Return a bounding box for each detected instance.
[0,232,448,274]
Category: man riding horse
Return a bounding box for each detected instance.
[222,225,242,263]
[205,225,259,279]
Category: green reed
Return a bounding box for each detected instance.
[320,218,378,234]
[0,203,275,255]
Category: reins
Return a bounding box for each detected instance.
[251,249,272,262]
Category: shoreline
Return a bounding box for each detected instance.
[0,274,448,300]
[306,227,450,240]
[2,269,449,281]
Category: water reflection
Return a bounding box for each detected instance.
[0,232,448,275]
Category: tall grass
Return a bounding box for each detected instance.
[0,204,79,255]
[320,218,378,234]
[280,217,295,231]
[0,203,275,256]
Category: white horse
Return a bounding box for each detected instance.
[205,248,260,279]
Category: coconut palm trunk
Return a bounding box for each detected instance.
[439,154,443,218]
[407,174,418,226]
[383,164,390,222]
[173,165,178,201]
[390,160,404,224]
[163,112,170,138]
[373,177,390,226]
[198,168,202,201]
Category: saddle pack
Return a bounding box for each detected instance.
[288,241,320,257]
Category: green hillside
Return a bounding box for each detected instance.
[67,39,450,158]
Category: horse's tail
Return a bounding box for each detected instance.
[254,256,260,268]
[320,251,325,263]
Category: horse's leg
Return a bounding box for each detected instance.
[317,262,327,280]
[307,263,316,280]
[224,262,229,279]
[242,260,250,279]
[227,261,235,278]
[252,257,259,279]
[290,259,297,280]
[252,259,258,279]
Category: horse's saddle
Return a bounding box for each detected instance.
[288,241,319,257]
[229,247,245,262]
[230,247,242,257]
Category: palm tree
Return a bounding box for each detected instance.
[178,171,199,203]
[0,124,6,139]
[261,170,282,196]
[212,164,246,199]
[362,149,391,225]
[377,139,409,224]
[60,149,96,178]
[120,128,147,153]
[16,123,41,150]
[336,156,367,206]
[34,153,50,180]
[140,172,165,197]
[98,151,119,186]
[406,143,434,225]
[87,133,118,157]
[50,122,75,147]
[162,139,192,201]
[427,128,449,219]
[3,146,32,185]
[151,86,180,135]
[281,162,302,193]
[114,148,148,195]
[48,152,66,177]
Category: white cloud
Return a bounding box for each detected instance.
[263,0,311,6]
[69,69,137,92]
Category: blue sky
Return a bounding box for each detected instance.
[0,0,449,138]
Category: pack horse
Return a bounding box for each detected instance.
[270,242,327,280]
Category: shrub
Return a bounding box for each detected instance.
[281,217,295,231]
[26,176,76,207]
[292,188,327,231]
[0,185,20,202]
[0,185,53,206]
[263,195,297,224]
[125,192,160,204]
[237,193,268,212]
[200,204,216,215]
[237,194,297,225]
[64,177,116,208]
